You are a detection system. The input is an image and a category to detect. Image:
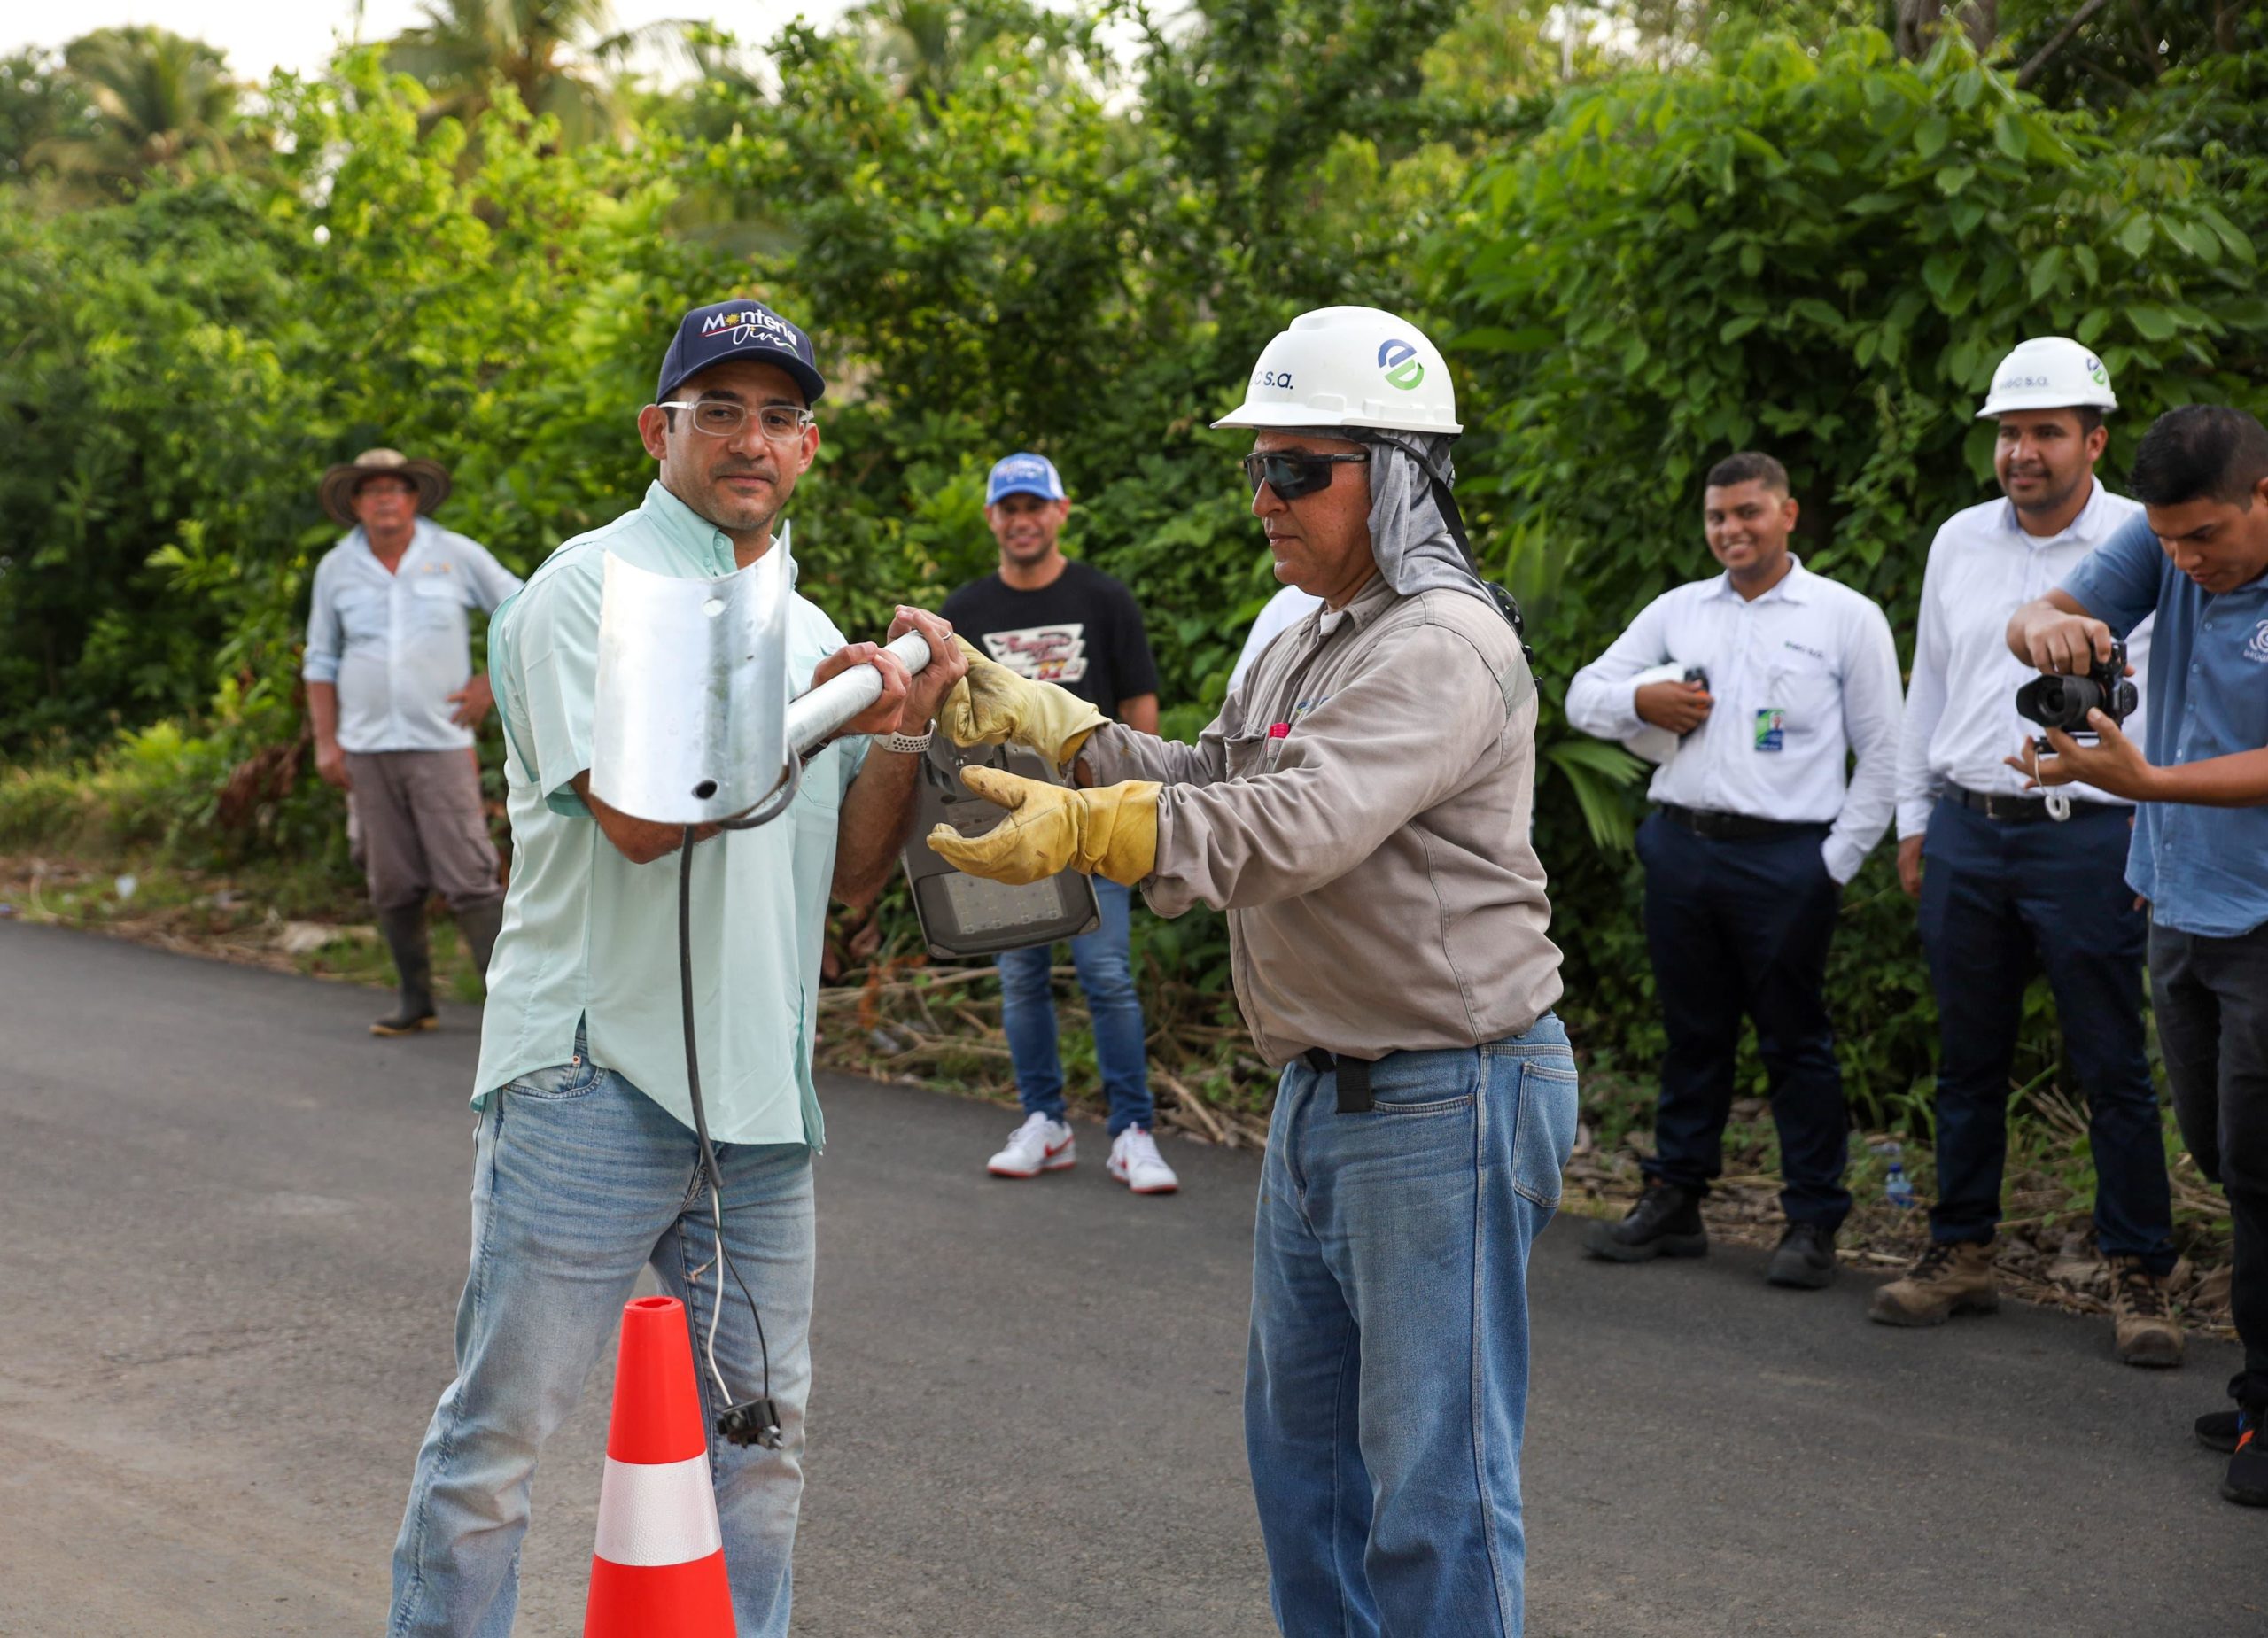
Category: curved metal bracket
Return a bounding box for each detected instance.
[590,539,792,826]
[720,751,803,831]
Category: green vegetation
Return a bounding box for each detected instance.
[1441,23,2268,1111]
[4,1,2266,1157]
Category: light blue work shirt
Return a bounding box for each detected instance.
[300,518,524,752]
[474,482,870,1145]
[2061,513,2268,938]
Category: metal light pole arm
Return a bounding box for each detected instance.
[786,630,935,755]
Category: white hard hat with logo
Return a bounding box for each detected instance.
[1976,336,2117,418]
[1213,306,1462,435]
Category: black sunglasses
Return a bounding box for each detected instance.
[1241,450,1369,501]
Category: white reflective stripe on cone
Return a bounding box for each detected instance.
[592,1453,725,1567]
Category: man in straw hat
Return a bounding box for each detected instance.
[303,447,523,1035]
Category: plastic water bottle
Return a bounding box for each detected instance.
[1876,1141,1916,1209]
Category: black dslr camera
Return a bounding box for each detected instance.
[2015,638,2138,743]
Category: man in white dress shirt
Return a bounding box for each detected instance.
[1872,338,2183,1366]
[1567,451,1902,1289]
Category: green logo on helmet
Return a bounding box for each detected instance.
[1378,339,1425,392]
[2087,355,2109,388]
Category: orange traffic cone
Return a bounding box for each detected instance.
[585,1295,737,1637]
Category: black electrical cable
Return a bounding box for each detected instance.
[678,824,779,1445]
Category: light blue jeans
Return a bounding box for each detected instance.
[998,876,1155,1137]
[1246,1016,1579,1638]
[388,1056,815,1638]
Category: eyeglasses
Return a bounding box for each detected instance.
[1241,450,1368,501]
[659,400,817,441]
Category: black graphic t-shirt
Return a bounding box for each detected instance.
[940,559,1161,718]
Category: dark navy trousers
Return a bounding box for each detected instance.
[1635,812,1851,1230]
[2150,921,2268,1406]
[1917,797,2173,1272]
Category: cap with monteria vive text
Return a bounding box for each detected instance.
[656,299,825,408]
[987,452,1067,505]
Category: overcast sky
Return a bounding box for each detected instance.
[7,1,865,82]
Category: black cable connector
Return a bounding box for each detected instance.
[718,1397,785,1450]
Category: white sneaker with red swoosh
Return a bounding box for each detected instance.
[1107,1126,1179,1195]
[987,1113,1076,1177]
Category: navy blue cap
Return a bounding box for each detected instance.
[986,452,1067,504]
[656,299,825,408]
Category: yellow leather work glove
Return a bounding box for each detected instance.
[926,766,1161,887]
[936,638,1110,772]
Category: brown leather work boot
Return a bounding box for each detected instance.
[2107,1256,2185,1369]
[1868,1239,1998,1327]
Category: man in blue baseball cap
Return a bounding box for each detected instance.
[940,452,1174,1193]
[986,452,1062,505]
[388,296,967,1636]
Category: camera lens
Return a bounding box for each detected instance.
[2014,637,2133,738]
[2016,674,2105,732]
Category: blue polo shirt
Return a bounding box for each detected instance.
[2061,514,2268,938]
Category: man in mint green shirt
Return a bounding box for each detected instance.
[390,299,967,1638]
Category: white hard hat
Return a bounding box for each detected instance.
[1976,336,2117,418]
[1213,306,1461,435]
[1620,663,1694,766]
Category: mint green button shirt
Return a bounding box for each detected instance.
[473,482,868,1147]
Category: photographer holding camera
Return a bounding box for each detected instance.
[2006,404,2268,1510]
[1877,339,2182,1366]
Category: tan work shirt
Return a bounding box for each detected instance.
[1083,573,1563,1067]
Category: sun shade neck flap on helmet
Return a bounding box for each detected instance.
[1339,428,1495,614]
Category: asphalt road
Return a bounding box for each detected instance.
[0,920,2258,1638]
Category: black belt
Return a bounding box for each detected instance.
[1301,1048,1375,1114]
[1945,782,2121,823]
[1656,803,1818,842]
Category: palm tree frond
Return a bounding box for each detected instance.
[48,26,245,191]
[1542,735,1648,852]
[583,17,701,69]
[382,0,651,145]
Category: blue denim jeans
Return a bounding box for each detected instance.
[1919,796,2172,1269]
[389,1058,815,1638]
[1246,1015,1579,1638]
[998,876,1154,1137]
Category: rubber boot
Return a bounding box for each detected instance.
[372,904,438,1036]
[454,897,503,984]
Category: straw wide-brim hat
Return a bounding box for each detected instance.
[319,447,451,527]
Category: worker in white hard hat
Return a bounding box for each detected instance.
[1872,337,2183,1361]
[924,306,1573,1635]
